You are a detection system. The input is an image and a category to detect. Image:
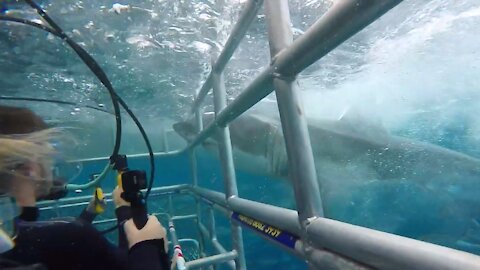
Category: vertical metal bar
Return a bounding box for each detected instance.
[212,70,247,270]
[265,0,324,266]
[190,150,207,265]
[191,91,203,188]
[159,124,169,152]
[212,73,238,198]
[194,108,204,132]
[169,219,180,249]
[191,94,206,264]
[265,0,324,223]
[168,216,187,270]
[168,194,174,215]
[190,150,199,187]
[207,207,219,270]
[208,207,218,240]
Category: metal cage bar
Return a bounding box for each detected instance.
[199,208,236,270]
[167,213,187,270]
[191,0,264,113]
[188,186,480,269]
[38,184,480,269]
[186,251,238,270]
[264,0,324,223]
[212,64,247,270]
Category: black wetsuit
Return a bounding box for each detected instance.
[1,207,170,270]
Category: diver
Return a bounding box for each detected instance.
[0,105,172,270]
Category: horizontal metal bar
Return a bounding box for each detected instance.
[307,247,370,270]
[275,0,402,76]
[92,211,170,226]
[92,215,364,269]
[92,218,117,225]
[191,186,480,268]
[184,121,219,152]
[228,197,301,235]
[190,0,264,113]
[43,183,478,268]
[69,150,183,163]
[0,96,114,115]
[190,186,301,236]
[216,65,273,124]
[307,218,480,270]
[190,187,226,206]
[39,201,90,211]
[179,239,200,250]
[230,216,305,260]
[186,251,238,270]
[212,203,231,218]
[37,184,190,207]
[192,190,305,262]
[172,214,198,221]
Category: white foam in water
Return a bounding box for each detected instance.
[297,0,480,253]
[302,1,480,139]
[110,3,130,15]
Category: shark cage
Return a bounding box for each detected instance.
[36,0,480,269]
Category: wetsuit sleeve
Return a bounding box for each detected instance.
[128,239,170,270]
[78,208,97,224]
[116,206,132,250]
[17,207,39,222]
[6,219,128,270]
[14,206,39,233]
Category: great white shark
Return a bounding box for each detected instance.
[173,111,480,191]
[173,110,480,253]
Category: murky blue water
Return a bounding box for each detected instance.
[2,0,480,268]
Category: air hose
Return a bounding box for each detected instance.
[0,2,156,200]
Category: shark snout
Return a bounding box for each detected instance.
[172,121,197,141]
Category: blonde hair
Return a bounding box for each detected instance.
[0,128,62,177]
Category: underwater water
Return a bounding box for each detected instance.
[1,0,480,269]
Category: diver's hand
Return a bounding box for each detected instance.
[112,186,130,209]
[86,188,107,214]
[124,215,168,251]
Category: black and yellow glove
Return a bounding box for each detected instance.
[86,187,107,215]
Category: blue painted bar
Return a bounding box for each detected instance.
[231,212,299,250]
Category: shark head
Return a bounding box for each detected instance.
[172,121,197,142]
[172,112,289,179]
[172,112,219,150]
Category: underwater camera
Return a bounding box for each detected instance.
[120,170,147,201]
[120,169,148,230]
